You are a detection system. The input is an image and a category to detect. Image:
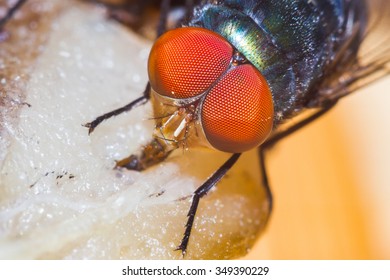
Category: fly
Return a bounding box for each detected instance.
[2,0,389,256]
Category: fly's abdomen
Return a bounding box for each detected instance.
[187,0,359,122]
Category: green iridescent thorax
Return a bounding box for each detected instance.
[190,6,282,74]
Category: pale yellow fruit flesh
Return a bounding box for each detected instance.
[0,0,268,259]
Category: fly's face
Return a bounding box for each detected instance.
[148,27,274,153]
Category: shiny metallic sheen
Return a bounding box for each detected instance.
[187,0,366,123]
[190,6,280,73]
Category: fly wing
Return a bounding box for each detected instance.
[309,0,390,107]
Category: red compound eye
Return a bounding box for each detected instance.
[201,64,274,153]
[148,27,233,99]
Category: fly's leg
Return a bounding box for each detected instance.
[0,0,27,28]
[84,83,151,134]
[264,102,337,149]
[258,101,337,220]
[176,153,241,255]
[87,0,193,170]
[84,0,175,133]
[258,147,273,217]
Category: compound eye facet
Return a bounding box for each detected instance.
[148,27,233,99]
[201,64,274,153]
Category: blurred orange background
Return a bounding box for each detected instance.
[244,75,390,259]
